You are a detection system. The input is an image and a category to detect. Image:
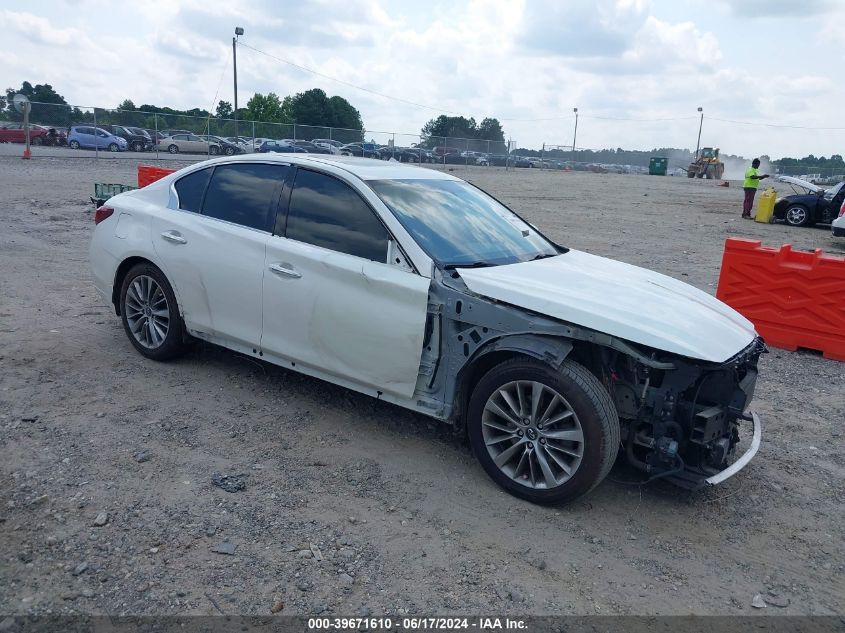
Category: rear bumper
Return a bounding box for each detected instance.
[832,226,845,237]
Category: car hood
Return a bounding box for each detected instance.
[776,176,822,194]
[458,250,757,363]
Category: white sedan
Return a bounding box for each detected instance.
[833,199,845,238]
[90,155,764,503]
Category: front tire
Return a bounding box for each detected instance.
[467,358,620,504]
[119,263,187,361]
[133,141,144,152]
[108,143,119,152]
[784,205,810,227]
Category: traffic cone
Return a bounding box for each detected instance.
[22,147,31,159]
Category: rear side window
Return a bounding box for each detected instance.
[285,169,389,262]
[174,167,213,213]
[202,163,287,231]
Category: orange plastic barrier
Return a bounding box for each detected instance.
[137,165,177,188]
[716,238,845,362]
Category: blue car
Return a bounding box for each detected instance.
[68,126,128,152]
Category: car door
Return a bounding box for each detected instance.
[76,127,94,148]
[261,167,430,399]
[150,162,287,348]
[185,134,205,153]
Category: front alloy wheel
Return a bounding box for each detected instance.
[468,358,620,504]
[785,205,809,227]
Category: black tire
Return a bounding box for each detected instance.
[69,140,80,149]
[168,144,179,154]
[32,136,43,146]
[467,358,620,504]
[784,204,811,227]
[108,143,119,152]
[224,146,235,156]
[133,141,144,152]
[119,263,187,361]
[209,145,220,156]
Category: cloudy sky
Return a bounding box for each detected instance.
[2,0,843,158]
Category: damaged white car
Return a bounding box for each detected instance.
[90,155,764,504]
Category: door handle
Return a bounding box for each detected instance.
[161,231,187,245]
[269,262,301,279]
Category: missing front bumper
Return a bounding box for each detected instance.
[664,412,762,491]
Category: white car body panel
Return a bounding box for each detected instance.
[262,236,430,399]
[150,207,267,349]
[459,250,757,363]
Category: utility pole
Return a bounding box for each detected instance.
[233,27,243,138]
[695,106,703,160]
[572,107,579,154]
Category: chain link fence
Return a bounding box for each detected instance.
[3,101,843,184]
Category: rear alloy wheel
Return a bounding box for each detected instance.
[209,145,220,156]
[32,136,43,146]
[224,146,235,156]
[119,263,187,361]
[467,358,620,504]
[69,140,80,149]
[168,144,179,154]
[108,143,119,152]
[133,141,144,152]
[785,205,810,227]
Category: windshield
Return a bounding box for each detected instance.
[369,179,559,267]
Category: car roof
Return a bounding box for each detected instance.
[202,153,459,181]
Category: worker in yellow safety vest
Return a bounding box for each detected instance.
[742,158,770,219]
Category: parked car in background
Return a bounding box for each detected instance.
[68,126,128,151]
[196,135,243,156]
[310,139,343,154]
[286,140,333,154]
[340,144,380,158]
[0,122,55,145]
[98,124,152,152]
[257,140,307,153]
[225,137,254,152]
[774,176,845,226]
[832,199,845,238]
[158,133,224,155]
[90,154,764,504]
[433,146,461,157]
[144,129,168,144]
[32,124,67,146]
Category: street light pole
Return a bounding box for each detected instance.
[572,107,579,154]
[233,27,243,138]
[695,106,703,160]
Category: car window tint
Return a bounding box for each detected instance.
[202,163,286,231]
[174,168,213,213]
[285,169,388,262]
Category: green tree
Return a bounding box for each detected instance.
[477,117,505,143]
[118,99,136,111]
[280,89,363,133]
[246,92,286,123]
[5,81,71,124]
[215,100,233,118]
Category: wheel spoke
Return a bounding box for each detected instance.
[539,394,561,424]
[485,397,520,426]
[515,382,528,417]
[544,445,574,475]
[546,442,582,459]
[530,381,544,422]
[543,428,584,443]
[485,433,515,447]
[493,440,525,468]
[534,445,558,488]
[544,409,575,426]
[499,388,522,419]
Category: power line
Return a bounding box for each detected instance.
[706,116,845,131]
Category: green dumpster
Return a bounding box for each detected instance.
[648,157,668,176]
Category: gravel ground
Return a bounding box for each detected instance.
[1,157,843,618]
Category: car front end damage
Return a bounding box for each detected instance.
[605,336,766,489]
[415,267,766,493]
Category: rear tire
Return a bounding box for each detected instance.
[209,145,220,156]
[168,144,179,154]
[119,263,187,361]
[467,358,620,504]
[69,140,80,149]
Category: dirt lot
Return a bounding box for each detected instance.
[1,157,843,618]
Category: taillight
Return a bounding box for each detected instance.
[94,206,114,225]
